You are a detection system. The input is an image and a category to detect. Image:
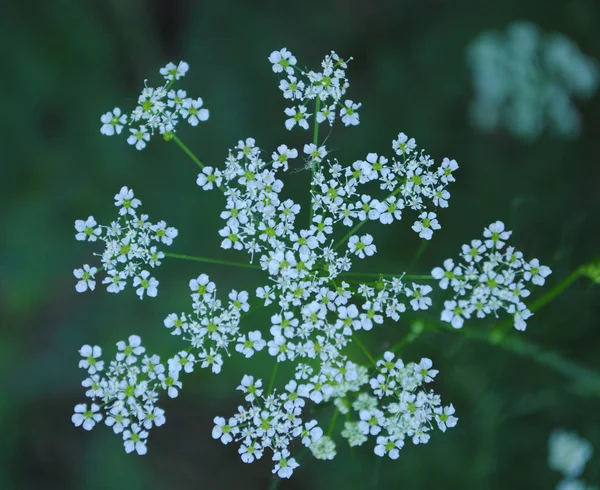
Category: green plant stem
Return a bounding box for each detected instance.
[352,333,377,367]
[327,407,339,436]
[491,265,584,337]
[309,96,322,225]
[164,252,261,270]
[339,271,434,280]
[267,361,279,395]
[407,240,429,271]
[172,134,205,170]
[390,321,425,355]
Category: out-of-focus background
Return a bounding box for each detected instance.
[2,0,600,489]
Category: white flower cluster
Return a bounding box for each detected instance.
[163,274,254,374]
[100,61,209,150]
[312,134,458,240]
[212,375,324,478]
[432,221,552,330]
[336,352,457,459]
[549,429,597,490]
[72,338,170,455]
[73,186,177,299]
[268,48,361,129]
[468,21,599,140]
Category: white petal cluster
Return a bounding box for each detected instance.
[311,135,458,240]
[337,352,457,458]
[269,48,360,130]
[72,336,172,455]
[432,221,551,330]
[100,61,209,149]
[468,21,599,140]
[163,275,253,374]
[213,376,323,479]
[549,429,594,479]
[73,186,177,299]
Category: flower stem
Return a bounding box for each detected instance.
[267,361,279,395]
[407,240,429,271]
[490,265,584,338]
[327,407,339,436]
[309,96,322,225]
[339,271,434,280]
[164,252,261,270]
[390,321,425,355]
[172,134,205,169]
[352,333,377,368]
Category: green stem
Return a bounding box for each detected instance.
[352,333,377,368]
[267,361,279,395]
[491,266,584,337]
[327,407,339,436]
[407,240,429,271]
[172,134,205,170]
[164,252,261,270]
[339,271,434,280]
[309,96,322,225]
[390,321,425,355]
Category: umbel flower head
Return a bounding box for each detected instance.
[73,48,554,481]
[100,61,208,149]
[73,186,177,299]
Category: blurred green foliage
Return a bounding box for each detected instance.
[1,0,599,489]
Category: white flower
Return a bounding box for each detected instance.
[309,435,336,460]
[374,436,403,459]
[160,61,189,81]
[523,258,552,286]
[237,374,263,402]
[441,299,472,328]
[168,351,195,374]
[127,126,150,150]
[392,132,416,156]
[412,211,441,240]
[272,449,299,479]
[71,403,102,431]
[116,335,145,364]
[114,186,141,215]
[100,107,127,136]
[340,100,361,126]
[123,423,149,455]
[212,416,238,444]
[483,220,511,249]
[549,429,593,479]
[348,234,376,259]
[284,105,310,130]
[74,264,97,293]
[431,258,460,290]
[271,144,298,171]
[268,48,297,75]
[181,97,209,126]
[133,270,159,299]
[74,216,101,242]
[235,331,266,358]
[78,345,104,374]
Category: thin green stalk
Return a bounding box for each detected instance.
[407,240,429,271]
[339,271,434,280]
[352,333,377,368]
[390,321,425,355]
[327,407,339,436]
[267,361,279,395]
[491,265,584,337]
[172,134,205,169]
[164,252,261,270]
[406,321,600,396]
[309,96,322,225]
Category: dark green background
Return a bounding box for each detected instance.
[2,1,599,489]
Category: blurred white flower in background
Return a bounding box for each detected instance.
[468,21,599,140]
